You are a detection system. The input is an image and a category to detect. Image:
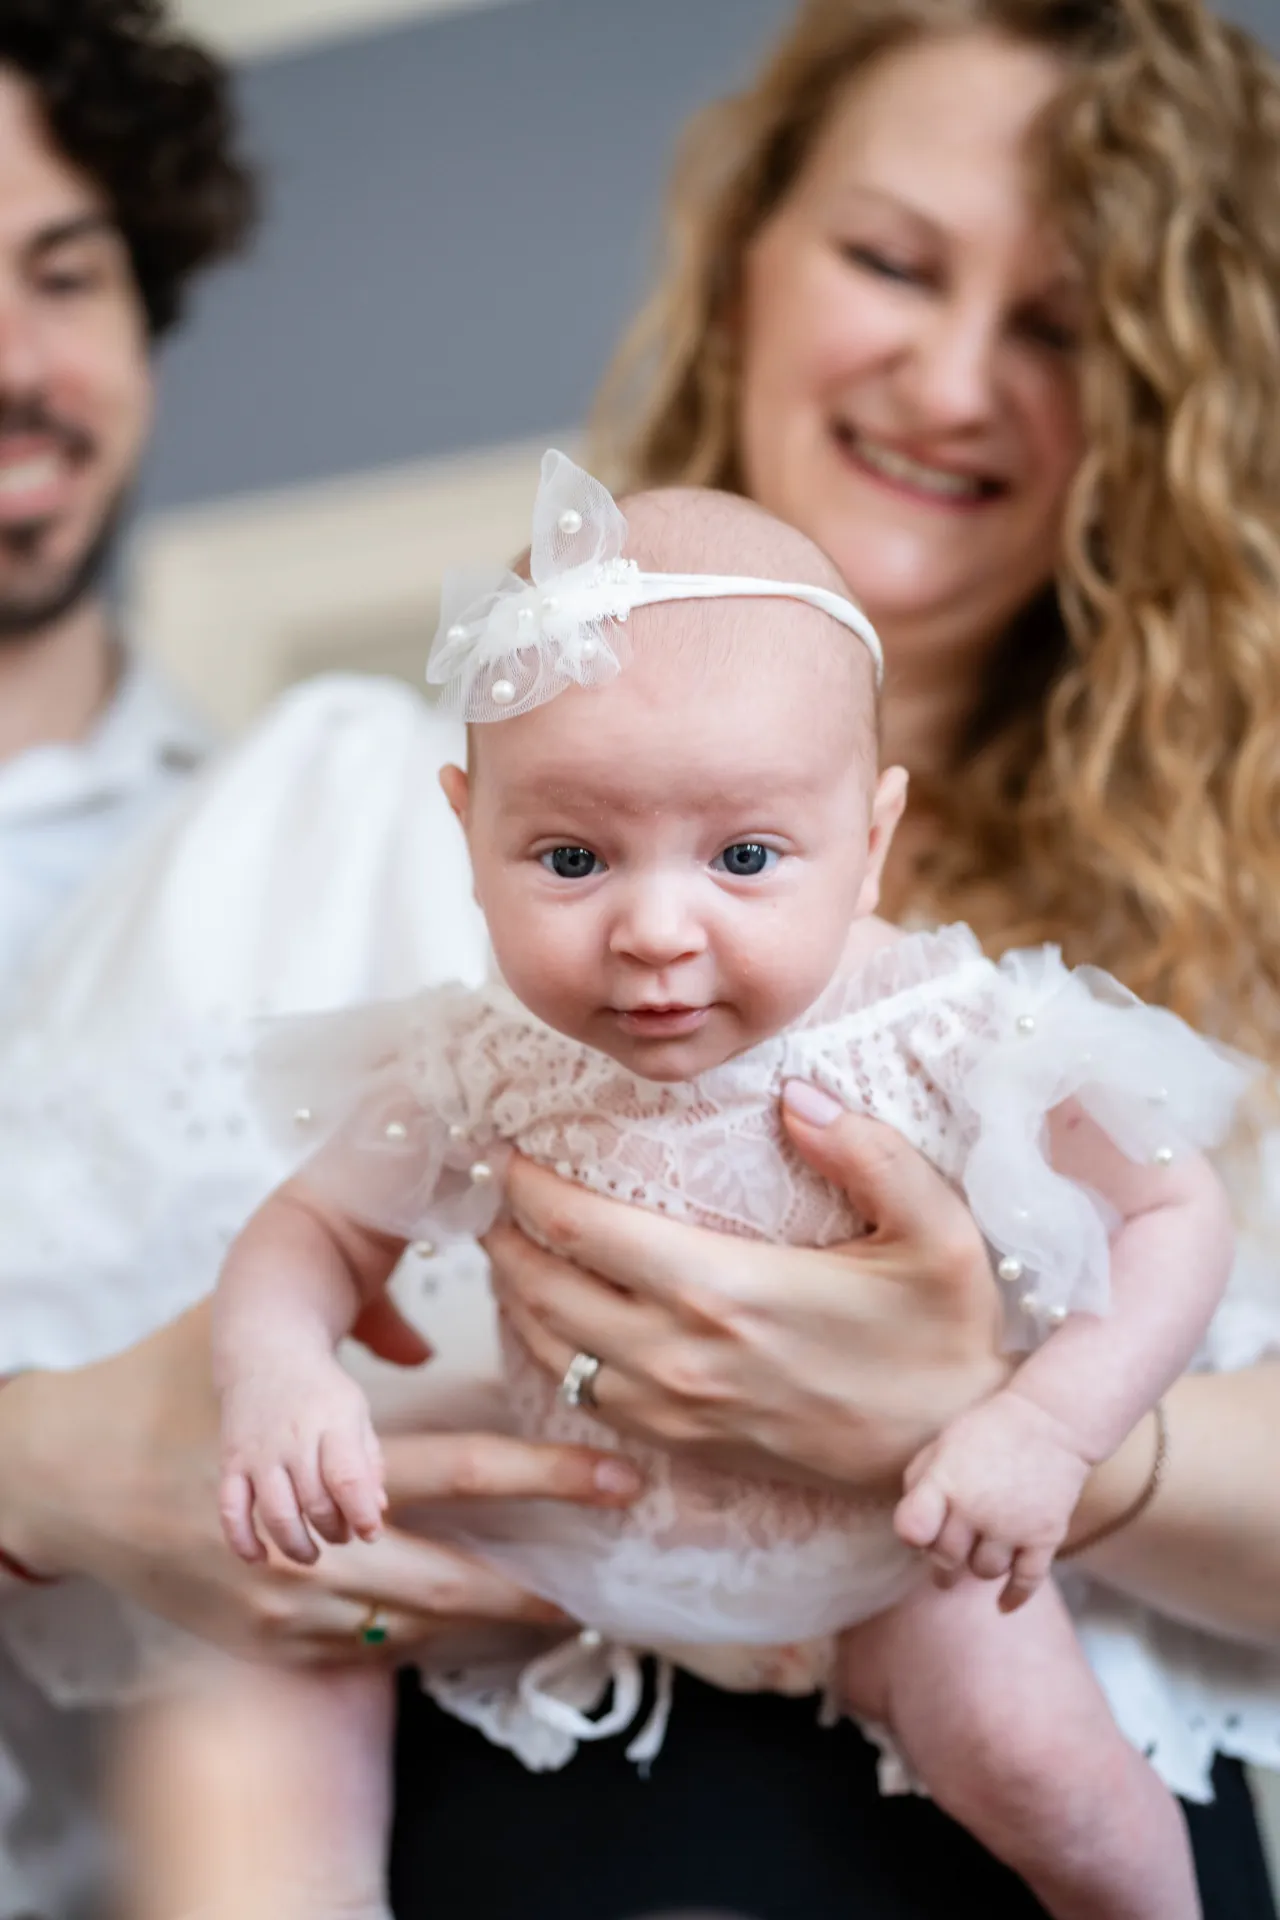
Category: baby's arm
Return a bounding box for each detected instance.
[897,1105,1234,1606]
[213,1178,407,1565]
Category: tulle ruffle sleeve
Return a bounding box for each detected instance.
[910,945,1260,1332]
[252,983,506,1247]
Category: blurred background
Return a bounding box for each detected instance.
[126,0,1279,1882]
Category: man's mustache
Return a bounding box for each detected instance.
[0,399,94,464]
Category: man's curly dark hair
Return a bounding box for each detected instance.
[0,0,258,338]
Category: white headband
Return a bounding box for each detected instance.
[426,449,883,722]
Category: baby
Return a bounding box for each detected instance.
[213,452,1251,1920]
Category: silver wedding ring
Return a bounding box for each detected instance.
[558,1350,602,1410]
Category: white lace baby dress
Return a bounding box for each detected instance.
[256,923,1255,1768]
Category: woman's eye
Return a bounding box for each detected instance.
[540,846,602,880]
[1019,310,1080,355]
[842,243,922,286]
[714,842,777,878]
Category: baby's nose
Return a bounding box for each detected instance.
[609,877,707,966]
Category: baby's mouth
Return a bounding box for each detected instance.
[613,1005,710,1038]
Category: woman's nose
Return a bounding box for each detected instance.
[900,299,1002,434]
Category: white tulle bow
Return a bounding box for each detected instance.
[425,449,883,722]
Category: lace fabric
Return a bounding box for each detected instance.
[254,925,1257,1767]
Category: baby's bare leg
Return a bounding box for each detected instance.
[117,1663,394,1920]
[273,1663,396,1918]
[839,1580,1199,1920]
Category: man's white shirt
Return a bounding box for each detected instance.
[0,662,207,1919]
[0,663,209,1009]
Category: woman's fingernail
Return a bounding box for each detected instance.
[594,1459,642,1499]
[527,1599,574,1626]
[782,1080,844,1127]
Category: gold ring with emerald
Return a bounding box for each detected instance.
[357,1605,389,1648]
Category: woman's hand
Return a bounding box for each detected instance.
[0,1300,640,1663]
[487,1086,1010,1494]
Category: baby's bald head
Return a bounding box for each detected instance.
[621,488,877,752]
[619,484,854,604]
[482,485,879,776]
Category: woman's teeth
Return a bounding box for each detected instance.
[843,431,992,501]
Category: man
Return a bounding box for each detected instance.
[0,10,248,1914]
[0,0,253,1001]
[0,11,642,1917]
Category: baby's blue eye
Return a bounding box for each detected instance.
[541,846,602,880]
[714,842,776,878]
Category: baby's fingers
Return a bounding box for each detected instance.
[320,1424,386,1543]
[968,1535,1014,1583]
[218,1470,264,1564]
[926,1509,976,1590]
[1000,1543,1055,1613]
[290,1448,351,1548]
[894,1476,947,1550]
[900,1440,939,1495]
[256,1465,319,1566]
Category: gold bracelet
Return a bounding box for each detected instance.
[1057,1400,1169,1562]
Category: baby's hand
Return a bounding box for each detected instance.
[218,1350,386,1566]
[894,1389,1091,1611]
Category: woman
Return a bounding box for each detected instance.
[387,0,1280,1913]
[1,0,1277,1915]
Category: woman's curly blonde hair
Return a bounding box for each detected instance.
[591,0,1280,1061]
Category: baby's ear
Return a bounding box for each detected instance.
[857,765,909,916]
[439,763,469,828]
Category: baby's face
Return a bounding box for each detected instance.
[445,602,903,1082]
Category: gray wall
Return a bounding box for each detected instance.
[144,0,1279,516]
[146,0,793,512]
[1234,0,1279,40]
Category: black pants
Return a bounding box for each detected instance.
[389,1667,1277,1919]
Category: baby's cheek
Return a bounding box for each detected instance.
[736,922,844,1033]
[499,932,598,1044]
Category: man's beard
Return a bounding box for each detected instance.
[0,494,125,643]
